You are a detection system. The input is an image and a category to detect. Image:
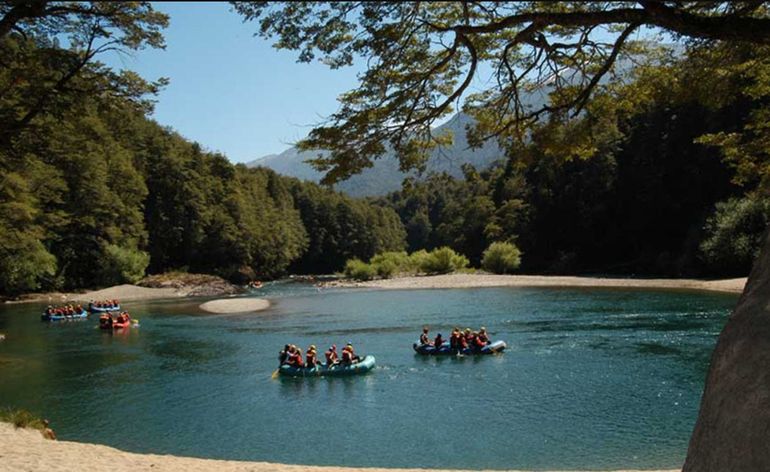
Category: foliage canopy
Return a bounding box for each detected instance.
[234,1,770,184]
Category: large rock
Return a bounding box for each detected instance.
[683,232,770,471]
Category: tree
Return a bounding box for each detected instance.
[234,1,770,184]
[235,2,770,470]
[0,1,168,146]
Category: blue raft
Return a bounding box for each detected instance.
[278,355,376,378]
[89,304,120,313]
[413,339,507,355]
[41,311,88,322]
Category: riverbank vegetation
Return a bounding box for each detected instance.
[0,408,45,431]
[344,247,471,280]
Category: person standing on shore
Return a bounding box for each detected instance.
[42,420,56,440]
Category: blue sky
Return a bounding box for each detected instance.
[104,2,362,164]
[103,3,665,165]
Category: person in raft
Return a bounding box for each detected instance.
[99,313,113,328]
[115,311,130,324]
[449,327,461,351]
[279,344,291,365]
[288,345,305,368]
[477,327,490,345]
[472,330,488,352]
[434,332,444,349]
[341,343,360,364]
[325,344,339,367]
[419,327,431,345]
[306,345,319,368]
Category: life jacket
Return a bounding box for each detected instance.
[474,335,487,348]
[434,335,443,347]
[342,349,353,363]
[449,333,459,348]
[477,332,489,344]
[458,336,468,348]
[419,332,429,345]
[325,349,338,363]
[306,351,317,367]
[290,352,304,368]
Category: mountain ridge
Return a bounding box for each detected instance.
[246,113,504,197]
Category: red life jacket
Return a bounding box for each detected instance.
[342,349,353,363]
[474,335,486,347]
[458,336,468,348]
[325,350,338,363]
[290,352,304,367]
[306,352,317,366]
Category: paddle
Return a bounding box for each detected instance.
[271,369,280,379]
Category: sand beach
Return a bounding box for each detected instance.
[328,274,747,294]
[0,423,678,472]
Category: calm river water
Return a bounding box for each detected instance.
[0,283,736,470]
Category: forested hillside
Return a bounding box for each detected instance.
[0,11,404,295]
[376,42,770,278]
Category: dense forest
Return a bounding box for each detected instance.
[2,3,770,296]
[0,5,405,295]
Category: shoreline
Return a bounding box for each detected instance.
[5,274,747,306]
[0,423,678,472]
[325,273,747,294]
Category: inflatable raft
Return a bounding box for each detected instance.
[41,311,88,322]
[90,304,120,313]
[413,340,507,355]
[278,355,376,378]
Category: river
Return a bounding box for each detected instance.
[0,283,736,470]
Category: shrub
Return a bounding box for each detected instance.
[370,251,410,278]
[419,247,469,274]
[344,258,376,281]
[374,260,396,278]
[0,408,45,430]
[700,196,770,276]
[481,241,522,274]
[99,244,150,285]
[407,249,430,272]
[0,239,57,295]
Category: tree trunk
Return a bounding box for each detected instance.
[683,231,770,471]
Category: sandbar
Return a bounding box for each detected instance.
[199,298,270,313]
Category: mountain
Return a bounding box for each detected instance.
[246,113,505,197]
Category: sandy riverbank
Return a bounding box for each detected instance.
[327,273,747,294]
[0,423,678,472]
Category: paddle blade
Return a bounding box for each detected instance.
[271,369,279,379]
